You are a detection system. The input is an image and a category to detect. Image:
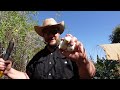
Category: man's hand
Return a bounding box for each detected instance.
[59,34,87,62]
[4,60,12,74]
[0,58,12,75]
[60,34,96,78]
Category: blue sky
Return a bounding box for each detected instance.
[34,11,120,62]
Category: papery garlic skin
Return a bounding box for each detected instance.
[67,42,76,51]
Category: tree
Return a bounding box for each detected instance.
[109,25,120,43]
[0,11,45,74]
[94,55,120,79]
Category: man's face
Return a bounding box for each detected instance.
[43,27,60,46]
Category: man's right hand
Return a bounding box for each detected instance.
[0,58,29,79]
[0,58,12,75]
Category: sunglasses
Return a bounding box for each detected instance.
[43,29,60,35]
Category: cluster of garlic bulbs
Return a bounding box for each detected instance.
[59,36,76,52]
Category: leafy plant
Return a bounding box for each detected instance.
[94,55,120,79]
[0,11,45,72]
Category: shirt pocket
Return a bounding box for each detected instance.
[55,56,74,79]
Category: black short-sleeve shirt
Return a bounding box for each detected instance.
[26,46,79,79]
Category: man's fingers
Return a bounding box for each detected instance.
[0,62,6,66]
[63,34,85,53]
[0,62,6,70]
[60,49,70,56]
[0,58,5,62]
[5,60,11,64]
[0,58,6,67]
[5,60,12,70]
[70,36,77,44]
[75,41,85,53]
[66,34,73,37]
[0,65,6,70]
[4,60,12,74]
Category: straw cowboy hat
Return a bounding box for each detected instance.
[34,18,65,37]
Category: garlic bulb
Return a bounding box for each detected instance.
[67,42,76,51]
[59,36,75,51]
[59,40,67,50]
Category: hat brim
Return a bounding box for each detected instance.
[34,21,65,37]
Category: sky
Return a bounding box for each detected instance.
[34,11,120,62]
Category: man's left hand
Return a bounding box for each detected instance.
[60,34,87,63]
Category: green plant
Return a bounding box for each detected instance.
[94,55,120,79]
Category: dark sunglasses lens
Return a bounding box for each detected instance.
[52,30,58,34]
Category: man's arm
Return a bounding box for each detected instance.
[76,58,96,79]
[6,68,29,79]
[60,34,96,79]
[0,58,29,79]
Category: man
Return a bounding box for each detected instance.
[0,18,96,79]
